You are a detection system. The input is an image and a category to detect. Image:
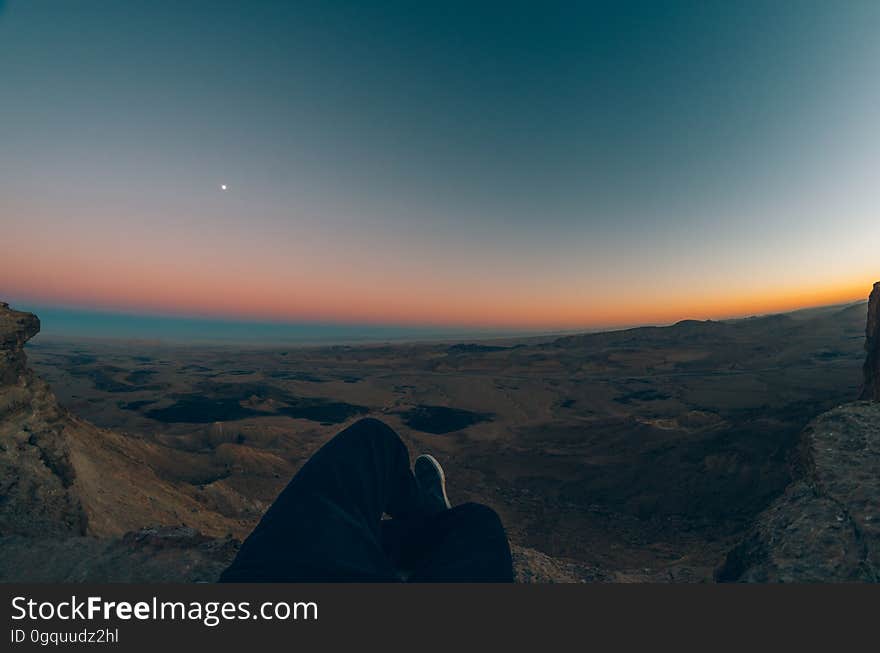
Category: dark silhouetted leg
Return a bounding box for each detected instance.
[382,503,514,582]
[221,417,514,582]
[220,418,421,582]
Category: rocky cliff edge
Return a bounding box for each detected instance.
[717,283,880,582]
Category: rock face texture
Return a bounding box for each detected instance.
[0,527,239,583]
[0,302,242,581]
[717,401,880,582]
[512,545,609,583]
[861,282,880,401]
[0,302,84,537]
[0,302,241,540]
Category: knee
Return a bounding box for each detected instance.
[343,417,403,447]
[456,502,504,530]
[349,417,396,436]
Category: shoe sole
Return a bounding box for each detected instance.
[415,453,451,509]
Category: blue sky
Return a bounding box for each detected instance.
[2,1,879,333]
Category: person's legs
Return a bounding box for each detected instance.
[385,503,515,582]
[221,416,514,582]
[220,417,422,582]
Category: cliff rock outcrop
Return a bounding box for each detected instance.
[0,302,248,581]
[861,281,880,401]
[0,302,242,540]
[717,282,880,582]
[716,402,880,582]
[0,302,84,537]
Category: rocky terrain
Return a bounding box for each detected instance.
[715,402,880,582]
[1,288,878,582]
[717,284,880,582]
[0,302,241,581]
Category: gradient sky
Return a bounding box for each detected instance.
[2,1,879,330]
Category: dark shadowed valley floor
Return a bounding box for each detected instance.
[25,302,867,580]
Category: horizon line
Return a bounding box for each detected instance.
[6,294,869,346]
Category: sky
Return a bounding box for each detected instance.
[2,1,879,333]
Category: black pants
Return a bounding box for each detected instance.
[220,418,514,582]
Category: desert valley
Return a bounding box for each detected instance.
[2,291,878,583]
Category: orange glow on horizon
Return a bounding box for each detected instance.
[2,243,872,331]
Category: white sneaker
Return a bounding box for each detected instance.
[414,454,451,512]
